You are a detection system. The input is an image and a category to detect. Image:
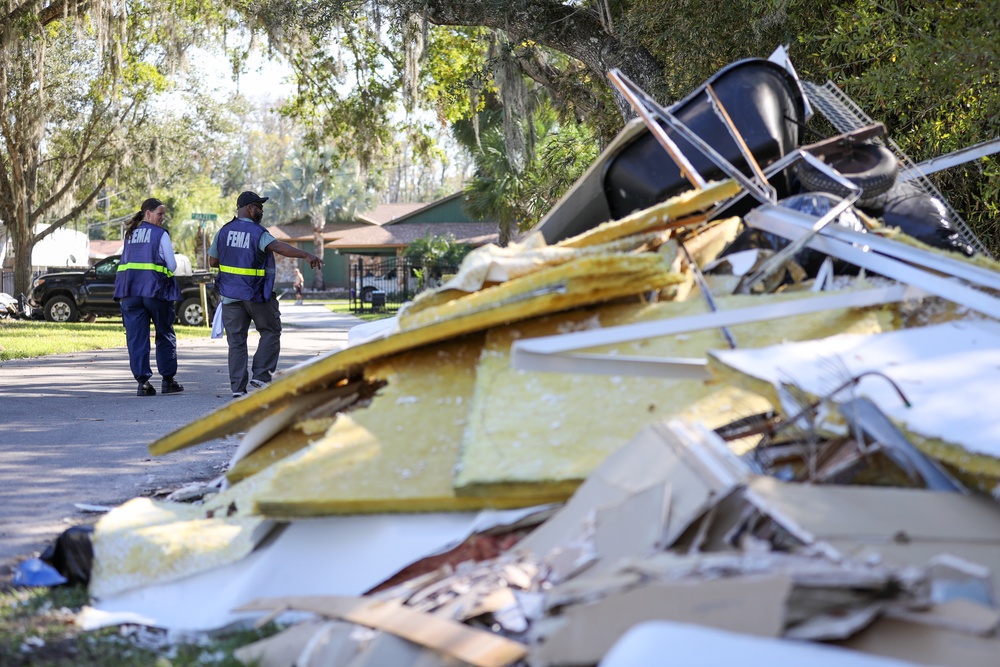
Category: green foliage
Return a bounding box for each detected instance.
[403,233,473,268]
[463,99,599,243]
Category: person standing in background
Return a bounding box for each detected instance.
[293,266,305,305]
[114,198,184,396]
[210,191,322,398]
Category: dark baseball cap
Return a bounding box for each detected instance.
[237,191,269,208]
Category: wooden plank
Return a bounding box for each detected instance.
[235,595,528,667]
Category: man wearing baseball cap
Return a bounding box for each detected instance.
[209,191,323,397]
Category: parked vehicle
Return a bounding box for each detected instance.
[356,266,422,303]
[28,254,218,325]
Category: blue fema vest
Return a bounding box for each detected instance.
[114,222,181,301]
[215,217,275,302]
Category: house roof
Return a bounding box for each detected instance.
[327,222,499,250]
[267,222,368,243]
[90,239,123,259]
[357,202,429,226]
[381,193,466,226]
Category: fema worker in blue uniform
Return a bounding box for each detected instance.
[114,197,185,396]
[209,191,322,398]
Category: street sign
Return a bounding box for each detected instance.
[191,213,218,221]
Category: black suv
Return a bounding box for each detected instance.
[29,255,218,326]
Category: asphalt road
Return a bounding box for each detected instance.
[0,302,362,576]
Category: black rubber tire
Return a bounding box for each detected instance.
[360,286,375,303]
[178,297,206,327]
[44,295,79,323]
[794,143,898,199]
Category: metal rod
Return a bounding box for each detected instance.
[705,84,771,188]
[678,239,737,349]
[607,70,708,190]
[609,69,776,205]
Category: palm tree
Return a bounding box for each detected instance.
[266,148,375,289]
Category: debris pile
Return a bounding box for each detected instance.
[75,50,1000,666]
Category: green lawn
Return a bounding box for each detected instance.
[0,319,210,362]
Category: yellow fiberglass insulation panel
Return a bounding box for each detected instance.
[555,179,742,248]
[251,334,569,517]
[150,254,680,457]
[226,418,334,484]
[453,289,896,497]
[396,253,681,332]
[90,496,274,599]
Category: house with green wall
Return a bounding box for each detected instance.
[268,193,498,291]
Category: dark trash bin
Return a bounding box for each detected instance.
[371,290,387,312]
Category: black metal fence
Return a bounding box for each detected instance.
[1,269,45,297]
[349,258,457,313]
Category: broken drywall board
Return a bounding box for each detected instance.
[712,320,1000,480]
[341,632,469,667]
[838,617,1000,667]
[80,511,494,632]
[510,283,910,377]
[249,336,566,516]
[234,596,527,667]
[229,385,358,470]
[516,420,749,561]
[530,576,792,667]
[150,254,680,456]
[598,620,925,667]
[456,290,891,497]
[227,419,332,483]
[746,476,1000,549]
[233,619,351,667]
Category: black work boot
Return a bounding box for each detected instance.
[162,377,184,394]
[137,381,156,396]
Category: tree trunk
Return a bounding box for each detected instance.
[418,0,667,116]
[11,230,35,300]
[311,210,326,290]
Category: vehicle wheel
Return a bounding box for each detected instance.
[178,297,206,327]
[794,143,898,199]
[44,296,78,323]
[360,286,375,303]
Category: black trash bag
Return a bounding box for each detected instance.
[720,192,866,278]
[858,180,975,256]
[40,525,94,586]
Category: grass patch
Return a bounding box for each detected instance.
[0,320,210,362]
[0,584,279,666]
[322,299,396,323]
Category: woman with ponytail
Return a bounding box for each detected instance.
[113,198,185,396]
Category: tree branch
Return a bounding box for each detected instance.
[416,0,665,114]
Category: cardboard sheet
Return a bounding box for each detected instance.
[599,620,924,667]
[531,576,792,666]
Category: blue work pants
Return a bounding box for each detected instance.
[119,296,178,383]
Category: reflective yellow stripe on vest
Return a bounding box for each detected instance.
[117,262,174,277]
[219,264,267,277]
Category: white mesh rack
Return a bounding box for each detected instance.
[802,79,992,258]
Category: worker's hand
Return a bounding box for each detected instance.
[308,254,323,270]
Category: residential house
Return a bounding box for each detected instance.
[268,193,499,291]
